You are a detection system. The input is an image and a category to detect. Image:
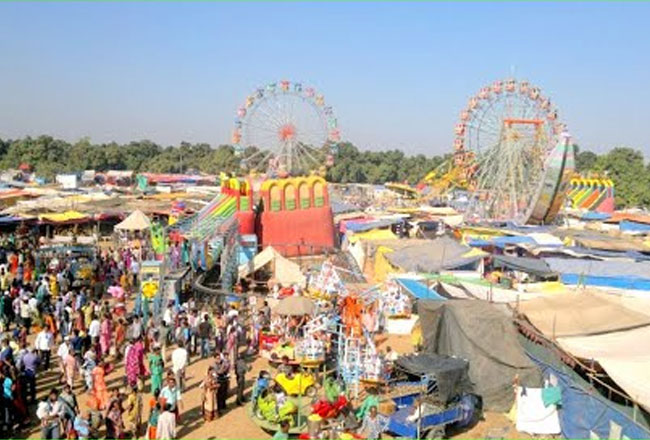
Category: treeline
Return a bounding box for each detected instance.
[0,135,647,208]
[0,136,445,185]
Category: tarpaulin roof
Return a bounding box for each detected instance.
[0,215,30,224]
[238,246,306,286]
[395,278,446,300]
[545,257,650,279]
[581,211,612,221]
[558,326,650,412]
[518,291,650,338]
[114,209,151,231]
[492,255,556,278]
[343,218,402,233]
[395,353,473,403]
[619,220,650,233]
[418,300,542,411]
[39,210,89,224]
[385,236,485,273]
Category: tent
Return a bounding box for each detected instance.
[492,255,557,279]
[418,300,541,411]
[114,209,151,231]
[238,246,306,286]
[518,291,650,338]
[385,236,485,273]
[273,295,315,316]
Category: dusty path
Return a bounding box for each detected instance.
[18,330,526,439]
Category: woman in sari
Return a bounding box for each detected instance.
[126,337,145,389]
[115,318,126,359]
[64,350,78,388]
[200,366,219,421]
[147,345,164,395]
[99,315,112,359]
[91,362,109,410]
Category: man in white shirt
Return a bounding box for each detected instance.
[34,327,54,369]
[88,316,101,341]
[37,388,63,439]
[171,345,188,391]
[57,339,70,382]
[163,305,174,327]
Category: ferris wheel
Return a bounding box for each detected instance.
[453,79,567,221]
[231,80,340,177]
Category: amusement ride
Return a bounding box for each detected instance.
[450,78,574,224]
[231,80,340,177]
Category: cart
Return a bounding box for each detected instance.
[384,353,478,439]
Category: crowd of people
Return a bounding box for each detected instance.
[0,231,258,440]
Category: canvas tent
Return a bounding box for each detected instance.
[385,236,485,273]
[518,291,650,338]
[492,255,557,279]
[418,300,541,411]
[238,246,306,287]
[114,209,151,231]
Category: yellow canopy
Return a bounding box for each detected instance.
[39,210,88,223]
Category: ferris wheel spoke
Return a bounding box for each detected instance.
[252,103,286,131]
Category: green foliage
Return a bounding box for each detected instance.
[2,134,647,210]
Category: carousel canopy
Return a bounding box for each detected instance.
[114,209,151,231]
[273,295,315,316]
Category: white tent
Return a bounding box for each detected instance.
[238,246,305,286]
[114,209,151,231]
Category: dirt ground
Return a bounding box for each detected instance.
[19,329,528,440]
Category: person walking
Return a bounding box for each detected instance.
[197,314,212,359]
[34,326,53,370]
[170,345,188,392]
[214,352,230,416]
[37,388,63,439]
[21,346,40,403]
[155,403,176,440]
[147,345,164,394]
[199,366,218,421]
[235,357,250,406]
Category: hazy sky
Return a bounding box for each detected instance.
[1,2,649,155]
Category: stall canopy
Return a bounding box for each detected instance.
[238,246,306,286]
[273,295,315,316]
[518,291,650,338]
[395,278,446,300]
[114,209,151,231]
[557,326,650,412]
[492,255,557,278]
[395,353,473,403]
[39,210,89,224]
[385,236,485,273]
[418,300,541,411]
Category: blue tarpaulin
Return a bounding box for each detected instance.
[344,218,401,232]
[526,345,650,439]
[468,235,535,249]
[581,211,612,221]
[395,278,446,300]
[619,220,650,232]
[560,274,650,291]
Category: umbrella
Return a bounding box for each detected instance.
[273,295,315,316]
[108,285,125,300]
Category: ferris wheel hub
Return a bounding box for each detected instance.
[279,123,296,142]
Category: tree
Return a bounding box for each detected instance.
[576,150,598,174]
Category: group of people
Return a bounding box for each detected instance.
[0,229,259,440]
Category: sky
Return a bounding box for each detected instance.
[1,2,649,156]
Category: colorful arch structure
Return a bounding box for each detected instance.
[567,177,615,214]
[221,176,255,234]
[258,176,335,257]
